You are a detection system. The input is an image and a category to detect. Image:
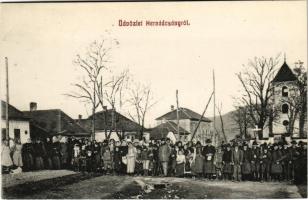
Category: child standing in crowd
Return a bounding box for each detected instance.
[214,147,223,180]
[141,146,150,176]
[102,147,112,174]
[175,149,185,177]
[135,147,143,176]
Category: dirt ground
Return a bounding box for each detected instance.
[2,172,306,199]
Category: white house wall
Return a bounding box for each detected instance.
[1,119,30,144]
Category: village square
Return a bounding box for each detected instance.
[0,2,307,199]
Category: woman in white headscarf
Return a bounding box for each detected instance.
[126,140,137,175]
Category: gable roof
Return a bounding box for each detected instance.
[23,109,89,136]
[272,62,297,83]
[149,121,190,140]
[76,109,144,133]
[156,107,212,122]
[1,100,30,121]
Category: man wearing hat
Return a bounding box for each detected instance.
[222,143,233,180]
[251,141,260,181]
[286,140,300,182]
[202,139,216,180]
[231,143,243,182]
[260,144,271,182]
[242,143,252,181]
[271,143,283,181]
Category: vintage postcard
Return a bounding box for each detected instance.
[0,1,307,199]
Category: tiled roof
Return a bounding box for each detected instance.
[23,109,89,136]
[149,121,190,140]
[156,107,211,122]
[1,100,29,121]
[76,109,144,133]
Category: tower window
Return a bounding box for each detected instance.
[282,86,288,97]
[282,104,289,114]
[283,120,289,126]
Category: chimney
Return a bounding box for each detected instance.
[103,106,107,111]
[78,114,82,120]
[171,105,175,111]
[30,102,37,111]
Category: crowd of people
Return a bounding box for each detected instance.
[1,136,307,184]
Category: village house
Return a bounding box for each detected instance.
[153,106,212,144]
[1,100,31,143]
[76,106,146,142]
[23,102,89,138]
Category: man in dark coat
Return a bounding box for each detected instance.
[271,143,283,181]
[202,139,216,180]
[287,140,300,182]
[222,143,233,180]
[231,143,243,182]
[242,143,252,181]
[251,141,260,181]
[260,144,271,182]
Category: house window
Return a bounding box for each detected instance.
[282,104,289,114]
[2,128,7,140]
[283,120,289,126]
[282,86,288,97]
[14,129,21,141]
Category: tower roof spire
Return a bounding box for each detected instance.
[284,52,286,63]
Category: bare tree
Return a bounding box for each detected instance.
[65,36,119,139]
[126,82,156,139]
[236,55,280,134]
[293,63,307,138]
[231,101,254,139]
[104,69,130,140]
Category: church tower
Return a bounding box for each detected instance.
[270,57,300,139]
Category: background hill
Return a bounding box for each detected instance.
[210,110,239,141]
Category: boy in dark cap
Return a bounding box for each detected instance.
[231,143,243,182]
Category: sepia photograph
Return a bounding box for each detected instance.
[0,1,307,199]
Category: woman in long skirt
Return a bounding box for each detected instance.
[176,149,185,177]
[192,146,204,177]
[13,139,23,169]
[126,141,137,175]
[2,140,13,173]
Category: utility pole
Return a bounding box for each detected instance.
[213,70,216,145]
[176,89,180,140]
[5,57,10,140]
[92,81,96,141]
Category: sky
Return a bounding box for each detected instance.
[0,1,307,128]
